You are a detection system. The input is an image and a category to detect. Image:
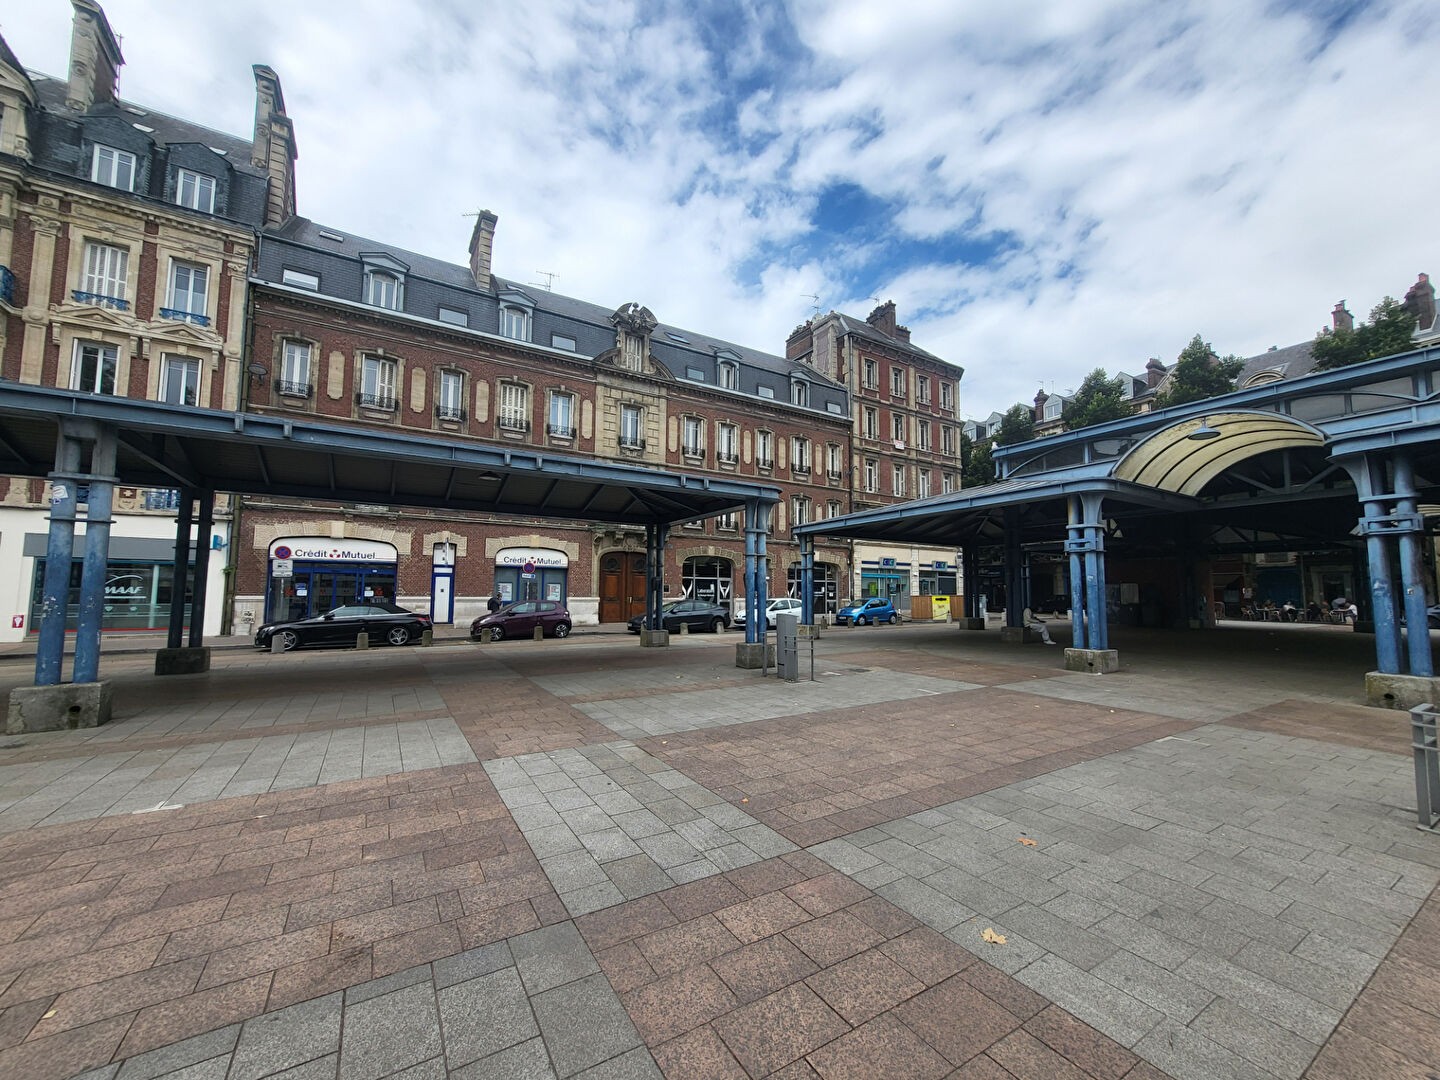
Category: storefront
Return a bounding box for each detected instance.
[787,560,838,614]
[860,558,909,608]
[494,547,568,606]
[265,537,399,622]
[918,558,958,596]
[683,556,733,604]
[27,557,191,633]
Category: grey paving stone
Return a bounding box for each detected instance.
[531,973,643,1079]
[74,1068,120,1080]
[384,1058,447,1080]
[579,828,643,863]
[231,993,341,1080]
[453,1037,556,1080]
[946,915,1047,975]
[561,880,626,917]
[605,853,678,898]
[437,966,539,1068]
[1042,890,1113,928]
[809,838,881,875]
[1176,951,1342,1044]
[1016,954,1164,1048]
[1090,950,1215,1024]
[1134,1020,1277,1080]
[345,964,432,1007]
[542,850,609,893]
[1088,911,1197,971]
[434,941,513,990]
[264,1056,339,1080]
[340,981,443,1080]
[529,823,585,858]
[511,922,603,995]
[1189,996,1322,1079]
[1000,903,1119,970]
[922,865,1024,918]
[572,1046,663,1079]
[146,1058,229,1080]
[877,876,974,932]
[114,1025,240,1080]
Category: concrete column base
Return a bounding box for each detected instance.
[958,618,987,631]
[154,647,211,676]
[7,681,113,734]
[798,624,820,640]
[1365,671,1440,710]
[1064,648,1120,674]
[735,642,775,669]
[640,629,670,647]
[999,626,1046,644]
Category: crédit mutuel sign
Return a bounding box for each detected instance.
[267,538,398,562]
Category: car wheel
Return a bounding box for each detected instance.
[859,615,870,626]
[553,623,571,638]
[711,618,725,634]
[887,613,898,625]
[489,626,504,642]
[387,626,411,647]
[279,629,300,651]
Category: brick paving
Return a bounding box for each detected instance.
[0,624,1432,1078]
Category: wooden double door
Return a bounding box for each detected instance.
[599,552,648,623]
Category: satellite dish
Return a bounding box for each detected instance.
[247,363,268,375]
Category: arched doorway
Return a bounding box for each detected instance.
[599,551,647,623]
[683,556,733,605]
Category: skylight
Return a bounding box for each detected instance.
[131,123,154,133]
[318,230,346,242]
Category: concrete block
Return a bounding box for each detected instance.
[1364,671,1440,710]
[999,626,1044,644]
[679,620,689,635]
[959,617,987,630]
[421,628,433,647]
[7,681,112,734]
[154,646,211,676]
[1064,648,1120,674]
[798,623,821,640]
[356,632,370,650]
[734,641,775,669]
[639,629,669,648]
[534,625,544,641]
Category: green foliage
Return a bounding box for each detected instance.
[1156,335,1244,408]
[994,403,1035,447]
[1062,368,1131,431]
[1312,297,1416,372]
[961,432,994,488]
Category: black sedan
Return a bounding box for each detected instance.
[627,600,731,634]
[255,601,432,651]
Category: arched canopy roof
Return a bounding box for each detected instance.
[1112,412,1324,496]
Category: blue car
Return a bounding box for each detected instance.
[835,598,898,626]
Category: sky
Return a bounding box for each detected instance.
[3,0,1436,420]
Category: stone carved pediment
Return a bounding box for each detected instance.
[610,302,657,335]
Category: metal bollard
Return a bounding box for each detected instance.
[1412,703,1440,831]
[356,632,369,650]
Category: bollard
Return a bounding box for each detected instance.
[533,625,543,641]
[356,632,369,650]
[421,628,433,647]
[475,628,485,645]
[680,621,689,635]
[270,635,284,655]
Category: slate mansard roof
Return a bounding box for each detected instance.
[256,218,851,419]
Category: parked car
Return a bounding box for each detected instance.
[834,598,898,626]
[255,601,431,651]
[471,600,572,641]
[731,596,804,630]
[1034,595,1070,615]
[627,600,730,634]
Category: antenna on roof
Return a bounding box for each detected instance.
[531,271,557,292]
[801,294,820,317]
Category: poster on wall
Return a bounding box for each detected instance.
[546,583,561,601]
[499,582,513,602]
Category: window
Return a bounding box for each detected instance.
[719,361,738,390]
[620,404,644,449]
[892,413,905,444]
[80,242,128,308]
[438,306,469,327]
[827,500,842,519]
[547,392,575,438]
[684,519,704,531]
[826,444,842,479]
[164,261,208,325]
[941,426,956,456]
[358,355,397,409]
[501,305,532,341]
[160,355,200,406]
[717,511,737,531]
[791,379,808,407]
[622,332,644,368]
[552,333,577,351]
[279,340,311,397]
[940,382,955,411]
[757,385,774,399]
[281,268,319,290]
[792,496,810,526]
[756,430,774,469]
[891,367,907,397]
[686,367,705,382]
[862,358,878,389]
[436,371,465,421]
[717,423,738,464]
[91,145,135,191]
[366,270,401,310]
[893,464,907,497]
[916,421,932,452]
[863,458,878,493]
[498,382,529,432]
[175,169,215,213]
[942,473,956,494]
[917,470,931,499]
[682,416,704,457]
[862,406,878,440]
[917,375,931,404]
[71,341,117,395]
[1044,398,1063,421]
[791,437,811,474]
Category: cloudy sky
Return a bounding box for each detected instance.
[4,1,1435,418]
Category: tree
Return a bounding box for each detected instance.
[1062,368,1130,430]
[1156,335,1243,408]
[1312,296,1416,372]
[994,403,1035,447]
[961,432,994,489]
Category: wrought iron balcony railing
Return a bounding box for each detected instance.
[619,436,646,451]
[435,404,467,422]
[498,416,530,433]
[158,307,210,327]
[354,391,397,411]
[73,290,128,311]
[0,265,14,306]
[717,451,739,465]
[546,423,576,438]
[755,456,774,470]
[277,380,313,399]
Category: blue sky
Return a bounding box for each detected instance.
[3,0,1436,419]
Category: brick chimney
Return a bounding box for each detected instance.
[1033,388,1048,421]
[785,320,813,361]
[865,301,898,338]
[1404,273,1436,332]
[1331,301,1353,333]
[1144,357,1166,389]
[65,0,123,113]
[251,65,297,227]
[895,323,912,343]
[467,211,498,291]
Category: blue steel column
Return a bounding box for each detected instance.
[1356,454,1403,675]
[961,544,979,619]
[35,429,84,686]
[166,491,194,649]
[1067,496,1087,649]
[642,525,657,631]
[187,491,215,649]
[1082,493,1109,651]
[1393,455,1433,676]
[754,501,772,632]
[743,502,760,643]
[799,533,815,625]
[73,426,118,684]
[1003,507,1022,628]
[655,524,669,627]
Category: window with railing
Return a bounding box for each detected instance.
[716,423,738,464]
[917,374,931,404]
[827,443,843,480]
[893,463,907,497]
[162,261,209,326]
[547,392,576,438]
[436,370,465,422]
[940,382,955,412]
[827,500,842,519]
[160,355,200,406]
[892,413,905,444]
[682,416,705,458]
[78,242,128,309]
[356,355,397,410]
[942,472,956,494]
[72,340,118,395]
[619,404,644,449]
[890,367,907,398]
[791,437,811,474]
[917,421,932,452]
[91,145,135,191]
[917,470,931,499]
[498,382,530,431]
[175,169,215,213]
[792,496,810,526]
[863,459,878,493]
[941,426,956,456]
[755,431,774,469]
[862,406,878,440]
[279,341,312,397]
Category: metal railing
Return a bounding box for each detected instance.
[498,416,530,433]
[619,436,646,450]
[717,451,739,465]
[0,265,13,305]
[72,290,128,311]
[435,405,467,422]
[756,456,774,469]
[354,392,397,410]
[546,423,576,438]
[1414,703,1440,831]
[158,307,210,327]
[277,380,313,399]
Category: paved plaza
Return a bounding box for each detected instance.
[0,621,1434,1079]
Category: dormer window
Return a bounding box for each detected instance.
[791,379,809,407]
[91,145,135,191]
[622,333,644,369]
[501,306,532,341]
[175,169,215,213]
[366,271,401,310]
[1044,399,1063,421]
[719,361,738,390]
[610,303,657,372]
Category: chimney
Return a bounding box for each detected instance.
[785,320,813,361]
[468,211,498,291]
[65,0,123,113]
[1404,273,1436,332]
[1144,357,1166,389]
[251,65,297,226]
[1033,388,1048,421]
[865,300,898,338]
[1331,301,1353,333]
[895,323,911,343]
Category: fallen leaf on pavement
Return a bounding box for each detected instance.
[1018,837,1037,846]
[982,928,1007,944]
